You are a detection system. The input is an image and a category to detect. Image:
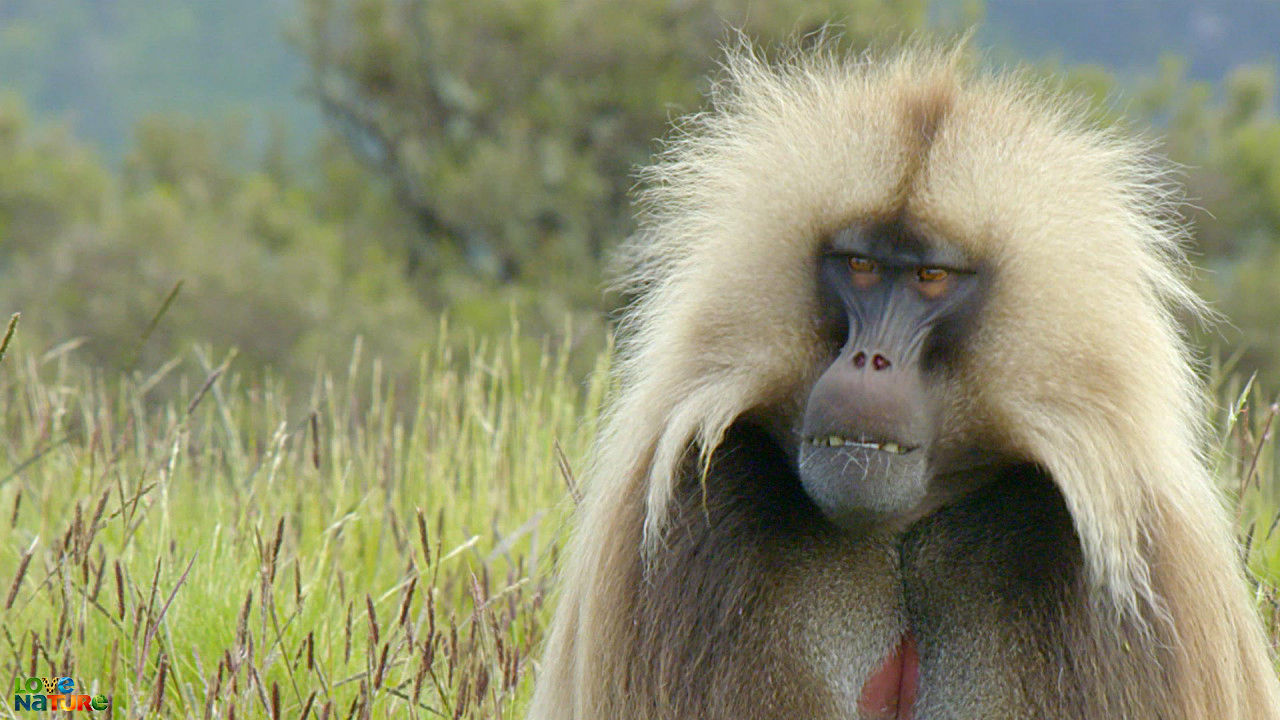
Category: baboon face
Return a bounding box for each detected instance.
[798,220,984,528]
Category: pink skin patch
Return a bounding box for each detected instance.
[857,632,920,720]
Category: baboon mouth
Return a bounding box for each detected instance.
[803,435,918,455]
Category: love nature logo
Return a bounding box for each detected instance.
[11,675,110,712]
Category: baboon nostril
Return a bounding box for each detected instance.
[872,354,891,371]
[853,351,867,368]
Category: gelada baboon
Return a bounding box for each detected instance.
[529,39,1280,719]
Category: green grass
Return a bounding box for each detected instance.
[0,322,1277,719]
[1,326,606,719]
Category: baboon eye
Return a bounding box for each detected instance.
[849,257,880,288]
[915,267,953,299]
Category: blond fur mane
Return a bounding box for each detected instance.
[530,38,1280,720]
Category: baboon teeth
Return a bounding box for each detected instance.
[805,436,911,454]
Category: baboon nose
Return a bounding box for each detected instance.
[851,351,892,371]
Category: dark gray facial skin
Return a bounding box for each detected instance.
[797,221,985,530]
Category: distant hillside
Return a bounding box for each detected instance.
[0,0,318,161]
[975,0,1280,81]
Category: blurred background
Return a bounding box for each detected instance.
[2,0,1278,392]
[2,5,1279,716]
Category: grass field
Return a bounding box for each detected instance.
[1,316,1277,719]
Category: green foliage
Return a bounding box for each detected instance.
[0,93,110,260]
[0,97,433,391]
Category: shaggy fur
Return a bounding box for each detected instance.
[529,39,1280,719]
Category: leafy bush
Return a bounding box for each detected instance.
[0,99,436,391]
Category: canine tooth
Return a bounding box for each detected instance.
[829,436,844,447]
[882,442,900,454]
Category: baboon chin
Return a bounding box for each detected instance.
[529,39,1280,720]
